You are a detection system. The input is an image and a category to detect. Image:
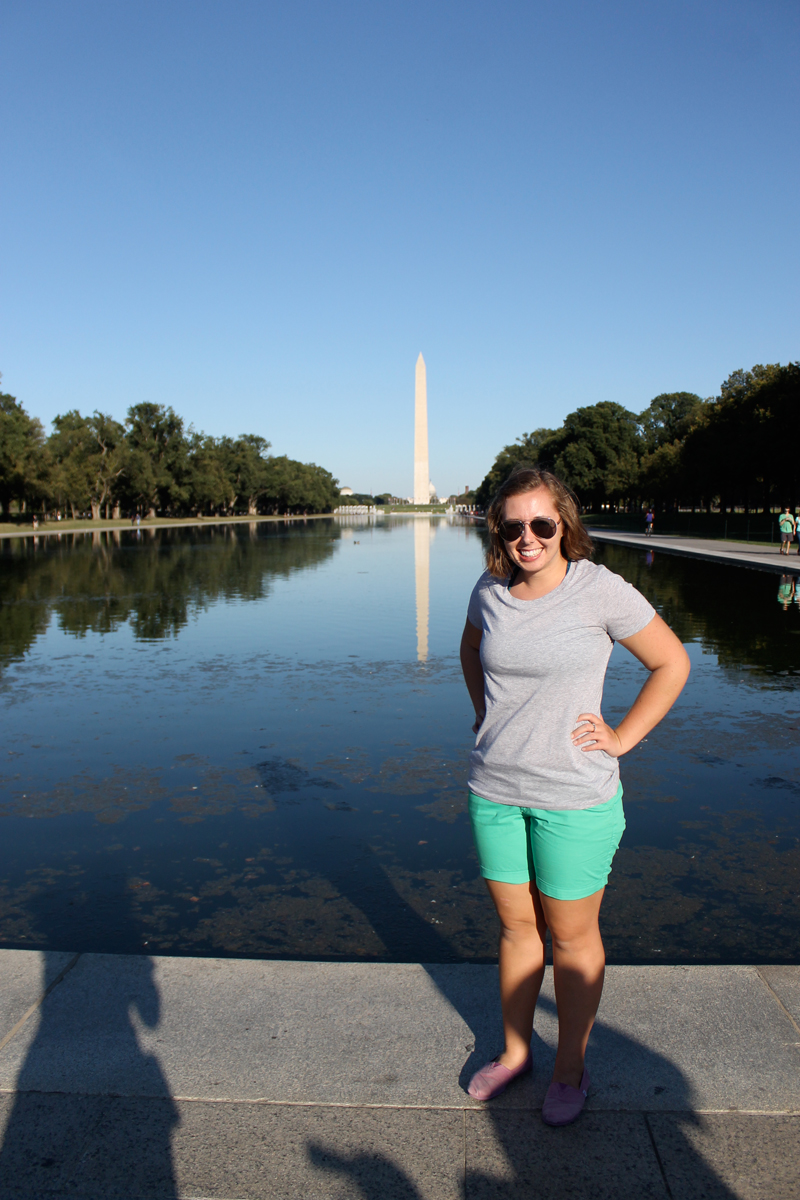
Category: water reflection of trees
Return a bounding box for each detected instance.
[0,522,340,666]
[595,544,800,679]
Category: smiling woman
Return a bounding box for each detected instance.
[485,469,593,581]
[459,466,690,1125]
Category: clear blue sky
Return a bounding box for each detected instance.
[1,1,798,498]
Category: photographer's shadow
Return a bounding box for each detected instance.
[0,887,179,1197]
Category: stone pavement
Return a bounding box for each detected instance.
[587,528,800,575]
[0,951,799,1199]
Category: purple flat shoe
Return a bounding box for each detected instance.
[541,1067,590,1126]
[467,1051,533,1100]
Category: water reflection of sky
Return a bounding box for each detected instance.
[1,519,799,964]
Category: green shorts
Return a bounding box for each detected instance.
[468,783,625,901]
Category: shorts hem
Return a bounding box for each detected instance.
[536,877,610,901]
[480,868,533,885]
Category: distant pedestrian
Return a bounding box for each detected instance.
[645,509,654,537]
[460,467,689,1126]
[779,508,795,555]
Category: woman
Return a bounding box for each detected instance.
[460,467,690,1126]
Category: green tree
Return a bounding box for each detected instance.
[124,403,189,517]
[86,411,127,518]
[337,491,376,506]
[681,363,799,513]
[637,440,686,509]
[0,392,47,517]
[474,428,558,508]
[186,433,233,515]
[545,402,642,509]
[475,404,642,512]
[719,363,784,406]
[49,411,127,519]
[639,392,705,451]
[49,411,93,517]
[186,434,274,516]
[261,456,339,513]
[220,434,272,514]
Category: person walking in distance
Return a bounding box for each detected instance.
[460,468,690,1126]
[779,507,796,555]
[645,508,654,537]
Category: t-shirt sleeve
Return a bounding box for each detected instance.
[597,566,656,641]
[467,574,489,629]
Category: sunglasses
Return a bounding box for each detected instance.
[498,517,559,542]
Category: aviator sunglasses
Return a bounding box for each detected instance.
[497,517,559,541]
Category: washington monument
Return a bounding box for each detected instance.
[413,353,430,504]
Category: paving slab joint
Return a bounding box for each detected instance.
[0,953,81,1054]
[755,967,800,1038]
[643,1113,675,1200]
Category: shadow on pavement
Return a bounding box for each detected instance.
[0,882,179,1199]
[307,1144,426,1200]
[456,991,739,1198]
[302,863,739,1197]
[0,851,741,1198]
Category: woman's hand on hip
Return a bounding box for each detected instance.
[572,712,623,756]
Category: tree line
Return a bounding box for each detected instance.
[0,393,340,519]
[475,362,800,514]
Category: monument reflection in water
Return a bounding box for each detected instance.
[1,516,799,964]
[414,518,432,663]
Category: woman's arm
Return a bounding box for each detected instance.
[460,618,486,733]
[572,613,690,757]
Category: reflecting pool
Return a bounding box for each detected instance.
[1,518,799,963]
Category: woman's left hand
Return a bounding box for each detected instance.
[572,712,623,757]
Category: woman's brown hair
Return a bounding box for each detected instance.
[485,466,593,579]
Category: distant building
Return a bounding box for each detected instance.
[340,487,354,496]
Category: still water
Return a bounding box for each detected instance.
[1,517,799,964]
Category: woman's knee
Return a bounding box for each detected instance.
[499,910,545,942]
[495,895,547,943]
[548,925,602,957]
[540,890,603,942]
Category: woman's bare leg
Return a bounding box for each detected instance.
[484,879,547,1069]
[538,887,606,1088]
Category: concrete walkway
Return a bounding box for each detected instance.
[588,528,800,575]
[0,952,798,1198]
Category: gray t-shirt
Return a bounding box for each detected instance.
[467,559,655,810]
